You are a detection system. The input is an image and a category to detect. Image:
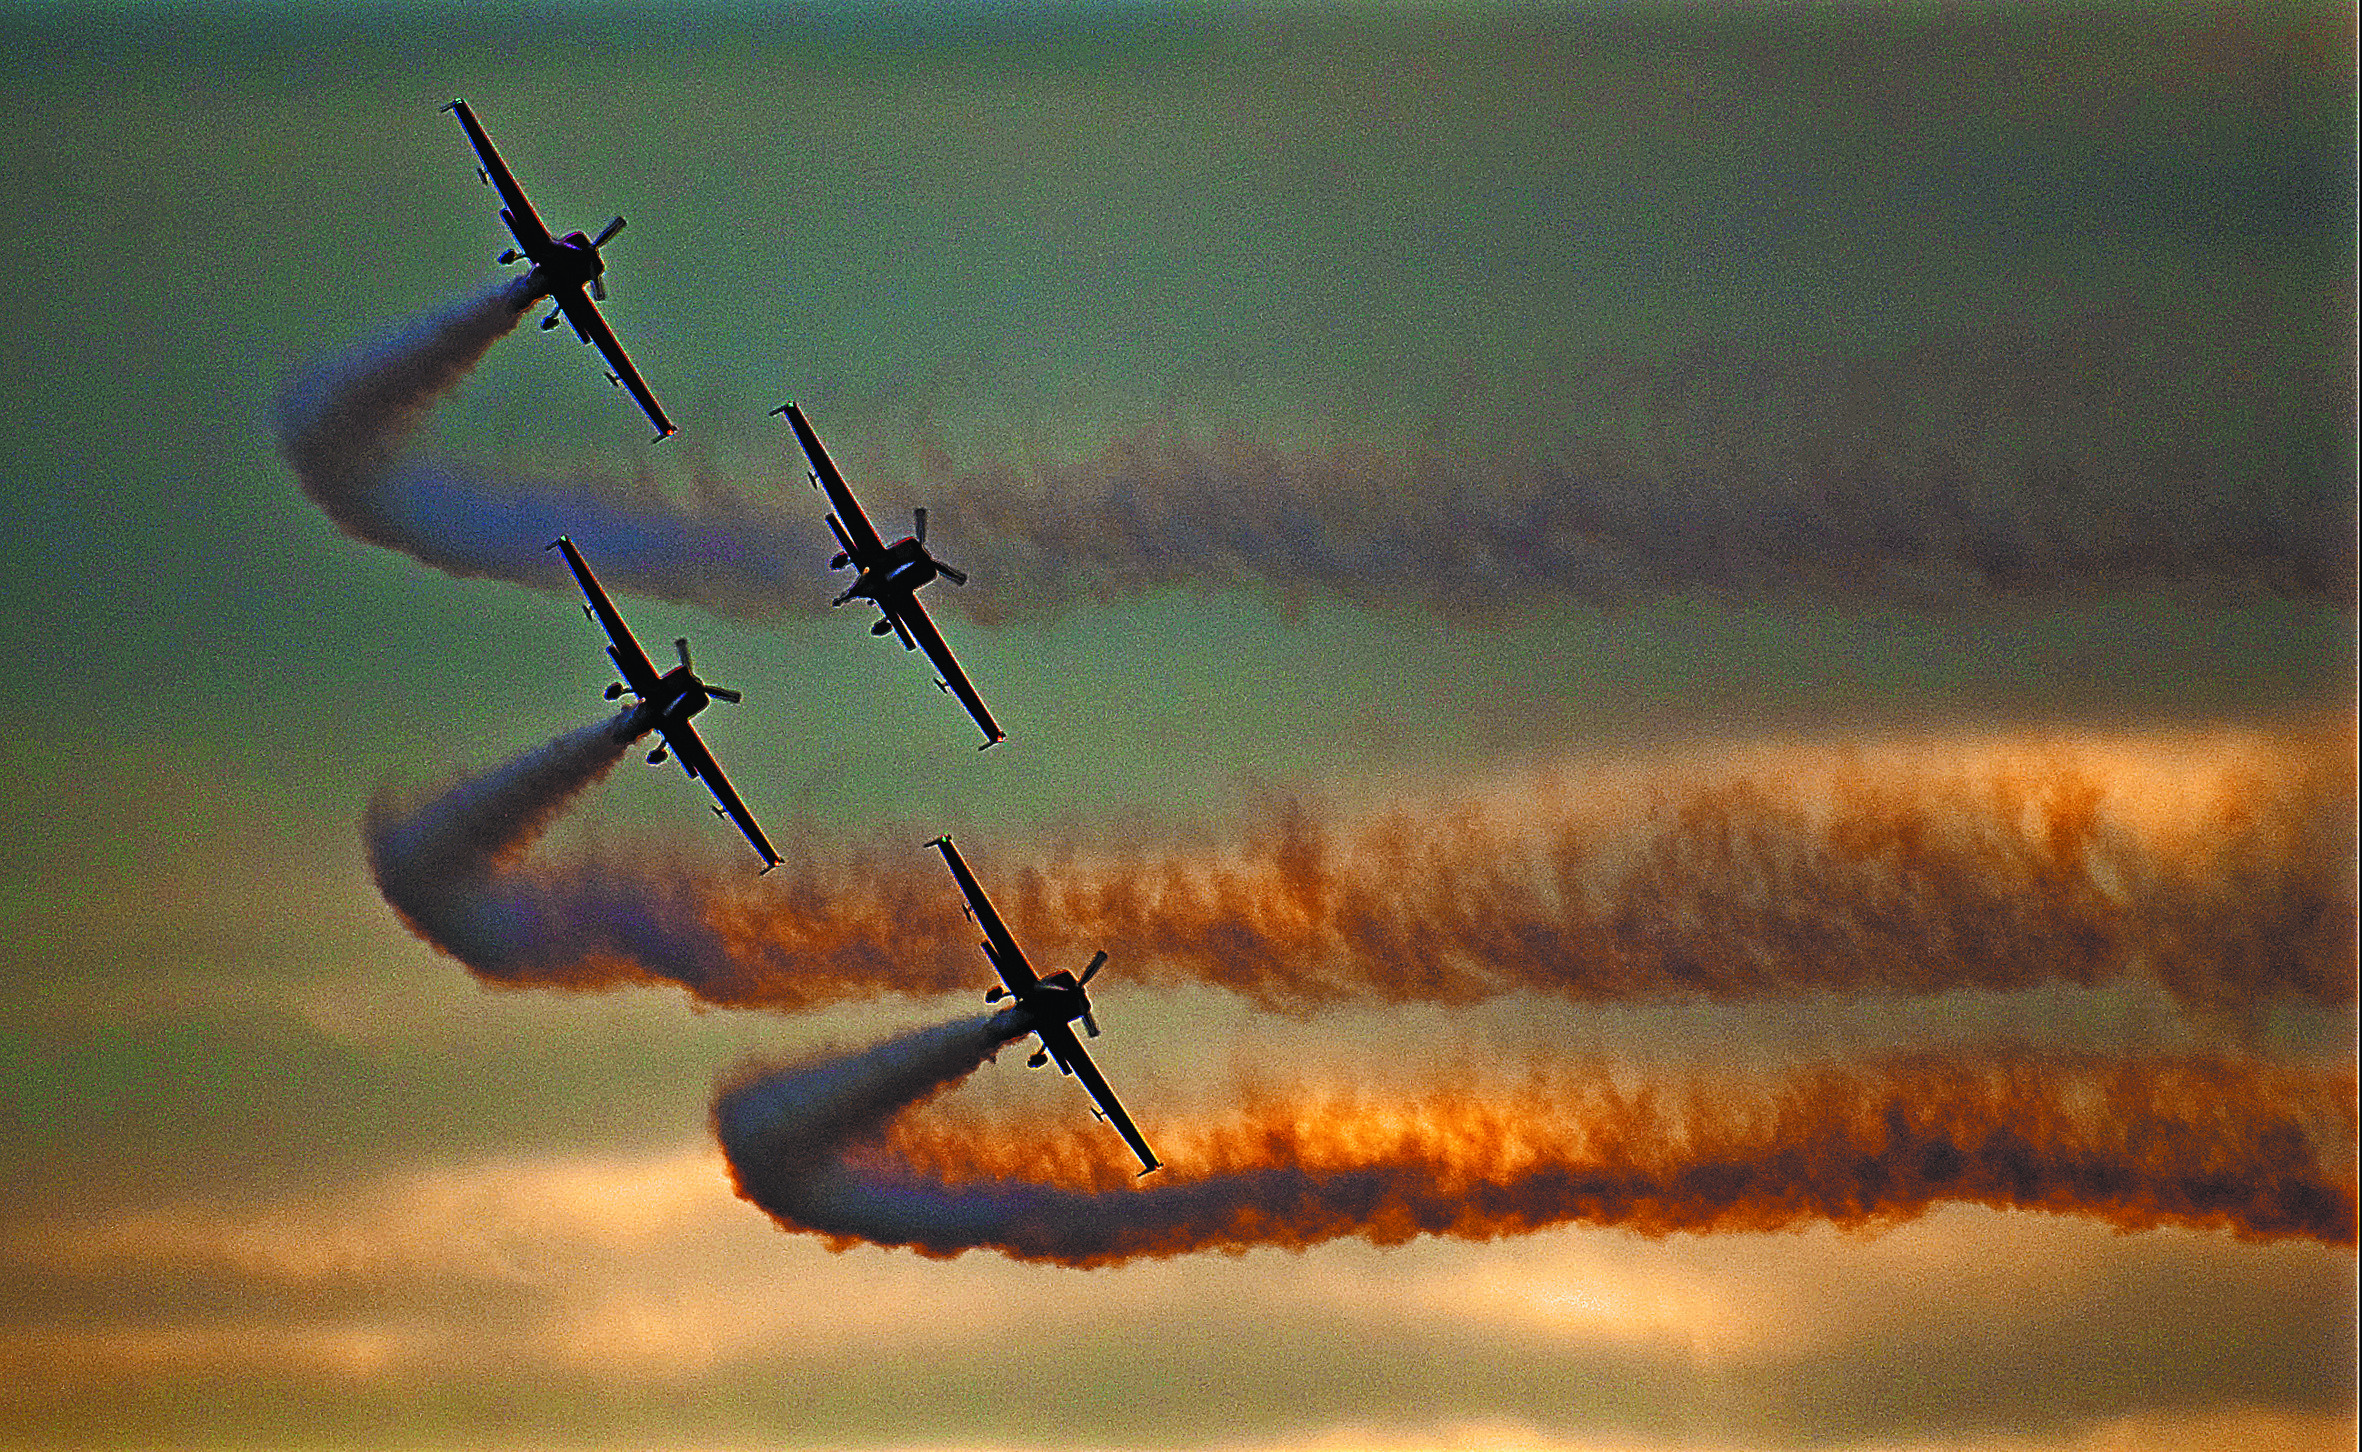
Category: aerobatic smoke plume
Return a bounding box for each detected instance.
[367,717,636,978]
[275,283,528,547]
[275,287,820,609]
[719,1019,2359,1265]
[285,299,2353,619]
[366,722,2356,1017]
[931,304,2353,618]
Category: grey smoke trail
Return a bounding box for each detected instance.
[366,716,637,980]
[273,285,815,611]
[274,282,528,550]
[283,299,2352,622]
[931,305,2352,621]
[715,1018,2360,1266]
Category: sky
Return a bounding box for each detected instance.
[0,3,2355,1450]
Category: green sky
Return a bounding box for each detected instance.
[0,5,2353,1450]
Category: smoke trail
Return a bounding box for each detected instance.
[930,304,2354,619]
[273,286,815,610]
[366,723,2356,1016]
[285,300,2355,618]
[366,717,638,980]
[275,283,528,550]
[718,1022,2359,1264]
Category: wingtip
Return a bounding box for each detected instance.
[544,536,570,551]
[768,400,794,417]
[1136,1162,1163,1178]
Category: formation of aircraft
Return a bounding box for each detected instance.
[445,99,677,441]
[430,102,1160,1171]
[928,835,1162,1175]
[547,536,779,872]
[773,402,1006,749]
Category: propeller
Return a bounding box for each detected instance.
[592,215,626,248]
[914,507,972,585]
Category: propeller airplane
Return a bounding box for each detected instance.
[929,834,1160,1175]
[774,403,1005,749]
[548,537,778,871]
[445,99,676,440]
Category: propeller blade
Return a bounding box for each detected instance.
[1079,950,1107,985]
[675,638,693,671]
[591,275,607,301]
[593,215,625,247]
[1081,1012,1101,1039]
[936,562,969,587]
[705,685,742,704]
[914,506,926,544]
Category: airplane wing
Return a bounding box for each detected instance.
[927,836,1036,994]
[775,404,888,560]
[893,594,1005,748]
[444,99,556,257]
[554,288,676,439]
[1035,1020,1161,1175]
[654,718,780,871]
[548,538,661,695]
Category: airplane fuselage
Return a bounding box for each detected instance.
[504,221,605,305]
[1011,970,1089,1033]
[612,663,709,741]
[844,537,940,603]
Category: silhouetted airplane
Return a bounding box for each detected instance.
[445,99,676,440]
[548,537,777,871]
[773,403,1005,749]
[928,834,1160,1175]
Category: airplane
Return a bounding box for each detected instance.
[927,834,1161,1175]
[444,99,677,441]
[547,537,779,872]
[772,403,1006,749]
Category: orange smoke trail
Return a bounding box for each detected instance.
[723,1040,2358,1266]
[374,721,2354,1016]
[693,723,2354,1014]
